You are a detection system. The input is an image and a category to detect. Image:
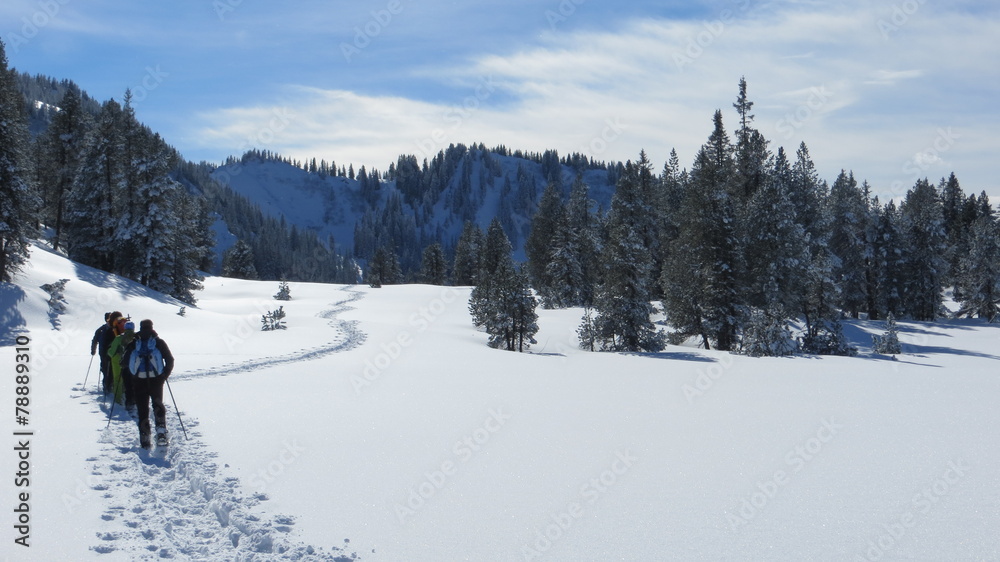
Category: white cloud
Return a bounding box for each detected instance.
[190,2,1000,197]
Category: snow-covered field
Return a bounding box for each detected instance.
[2,243,999,561]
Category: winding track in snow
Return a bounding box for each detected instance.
[73,285,368,560]
[172,285,368,381]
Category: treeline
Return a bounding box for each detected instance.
[468,78,998,354]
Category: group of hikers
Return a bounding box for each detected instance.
[90,312,175,449]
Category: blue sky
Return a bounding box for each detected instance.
[4,0,998,199]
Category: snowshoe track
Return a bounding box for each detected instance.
[173,286,367,381]
[72,285,367,560]
[84,401,360,560]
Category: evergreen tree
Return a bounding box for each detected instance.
[662,111,740,350]
[222,239,258,280]
[0,40,39,281]
[731,76,770,202]
[65,99,124,271]
[828,170,871,318]
[452,221,483,285]
[39,87,92,250]
[939,172,968,289]
[563,175,600,307]
[525,182,564,293]
[791,143,838,340]
[872,313,902,355]
[419,242,448,285]
[481,219,513,279]
[470,222,538,351]
[872,200,906,318]
[587,160,665,352]
[741,147,809,322]
[899,178,947,320]
[955,201,1000,322]
[366,245,402,287]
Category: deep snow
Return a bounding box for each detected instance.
[2,243,999,561]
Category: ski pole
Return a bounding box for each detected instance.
[83,354,95,387]
[105,394,116,428]
[164,378,189,440]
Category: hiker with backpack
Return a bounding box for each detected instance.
[122,319,175,448]
[108,319,137,409]
[91,312,120,393]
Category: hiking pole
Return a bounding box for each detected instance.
[105,394,116,428]
[83,354,95,388]
[164,378,189,440]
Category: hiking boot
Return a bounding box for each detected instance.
[155,429,168,447]
[140,432,151,449]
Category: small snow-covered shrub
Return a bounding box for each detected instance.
[872,313,902,355]
[261,306,287,331]
[739,308,797,357]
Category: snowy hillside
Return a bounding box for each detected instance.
[3,243,1000,560]
[211,148,617,264]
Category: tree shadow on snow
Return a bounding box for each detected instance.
[623,351,717,363]
[0,284,28,346]
[72,262,186,306]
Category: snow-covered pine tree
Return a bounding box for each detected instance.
[731,77,769,202]
[542,211,583,308]
[38,87,92,251]
[469,221,538,351]
[742,147,808,322]
[0,40,40,281]
[564,174,600,307]
[452,221,484,286]
[525,182,564,296]
[588,159,665,353]
[873,199,906,318]
[871,313,902,355]
[661,111,740,350]
[419,243,448,285]
[899,178,947,320]
[127,132,182,295]
[65,99,124,272]
[939,172,968,291]
[366,245,402,287]
[222,239,258,280]
[274,278,291,301]
[955,199,1000,322]
[829,170,871,318]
